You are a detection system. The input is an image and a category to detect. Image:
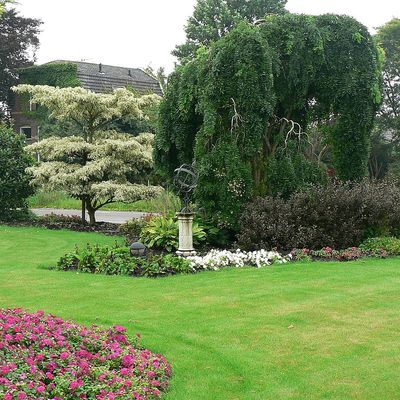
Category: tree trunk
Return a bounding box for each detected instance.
[81,199,86,225]
[86,202,96,226]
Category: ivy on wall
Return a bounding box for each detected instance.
[157,14,382,229]
[16,63,81,137]
[19,63,81,87]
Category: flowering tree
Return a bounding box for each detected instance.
[0,0,12,15]
[13,85,163,224]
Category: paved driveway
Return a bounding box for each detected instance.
[32,208,150,224]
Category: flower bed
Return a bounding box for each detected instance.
[290,246,388,262]
[7,213,121,236]
[54,238,400,279]
[0,309,172,400]
[55,245,290,277]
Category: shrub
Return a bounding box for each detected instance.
[118,216,152,241]
[56,243,193,278]
[0,125,34,221]
[140,215,206,251]
[238,180,400,250]
[0,308,171,400]
[14,213,120,235]
[360,237,400,256]
[41,213,82,224]
[195,215,234,247]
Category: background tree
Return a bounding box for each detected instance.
[369,18,400,179]
[157,15,382,229]
[173,0,287,62]
[0,124,34,220]
[13,85,163,225]
[0,8,41,121]
[144,65,168,94]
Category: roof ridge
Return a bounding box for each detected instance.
[43,60,143,71]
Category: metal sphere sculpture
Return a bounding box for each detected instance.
[173,163,199,213]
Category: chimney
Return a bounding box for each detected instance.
[128,69,132,77]
[99,63,103,73]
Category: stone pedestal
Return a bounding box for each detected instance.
[176,212,197,256]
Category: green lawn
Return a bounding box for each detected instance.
[28,190,181,213]
[1,226,400,399]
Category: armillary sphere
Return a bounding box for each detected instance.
[173,163,199,213]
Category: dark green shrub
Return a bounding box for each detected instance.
[238,181,400,250]
[195,215,233,247]
[0,125,34,220]
[266,151,327,199]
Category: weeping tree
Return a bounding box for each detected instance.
[13,85,163,225]
[156,14,382,229]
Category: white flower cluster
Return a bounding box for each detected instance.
[188,249,290,271]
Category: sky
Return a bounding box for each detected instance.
[15,0,400,74]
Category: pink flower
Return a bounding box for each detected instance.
[0,365,12,375]
[37,385,46,393]
[46,372,54,380]
[113,325,127,333]
[122,354,135,367]
[70,379,84,390]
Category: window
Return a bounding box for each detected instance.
[20,126,32,139]
[29,100,37,112]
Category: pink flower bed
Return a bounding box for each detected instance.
[0,309,172,400]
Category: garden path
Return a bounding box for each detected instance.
[31,208,149,224]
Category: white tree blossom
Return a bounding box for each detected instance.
[13,85,163,224]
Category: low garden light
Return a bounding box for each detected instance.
[130,242,146,257]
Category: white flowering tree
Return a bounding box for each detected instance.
[13,85,163,225]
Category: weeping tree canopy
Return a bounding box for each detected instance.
[156,14,382,229]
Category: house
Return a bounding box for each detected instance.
[11,60,163,143]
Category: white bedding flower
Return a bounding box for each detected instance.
[187,249,289,271]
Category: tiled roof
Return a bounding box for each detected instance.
[44,60,163,96]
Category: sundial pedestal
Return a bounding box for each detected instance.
[176,212,197,257]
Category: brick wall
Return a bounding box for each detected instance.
[11,95,40,144]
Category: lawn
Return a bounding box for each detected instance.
[1,226,400,399]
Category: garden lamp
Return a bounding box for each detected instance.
[130,242,147,257]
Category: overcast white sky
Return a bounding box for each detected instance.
[15,0,400,73]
